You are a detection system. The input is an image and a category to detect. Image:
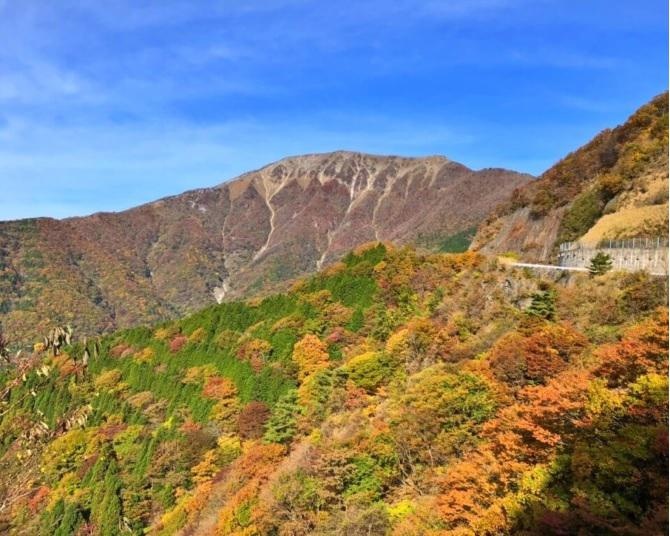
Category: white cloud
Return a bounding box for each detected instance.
[0,60,91,102]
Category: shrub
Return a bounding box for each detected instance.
[187,327,206,344]
[133,347,155,363]
[202,376,238,400]
[595,308,668,386]
[236,338,272,372]
[217,435,243,464]
[183,364,218,385]
[109,343,133,358]
[154,326,178,341]
[169,335,188,353]
[617,273,668,315]
[41,429,91,482]
[557,189,604,244]
[94,369,122,391]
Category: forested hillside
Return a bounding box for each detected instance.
[0,244,667,535]
[0,152,529,346]
[473,92,668,261]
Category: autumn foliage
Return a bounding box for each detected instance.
[237,401,271,439]
[490,322,588,386]
[292,333,329,381]
[0,245,666,536]
[202,376,238,400]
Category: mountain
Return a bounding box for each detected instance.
[0,151,530,344]
[0,244,666,535]
[472,93,668,261]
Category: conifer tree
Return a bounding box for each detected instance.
[54,503,83,536]
[99,462,123,536]
[588,252,613,276]
[527,289,557,320]
[264,389,302,444]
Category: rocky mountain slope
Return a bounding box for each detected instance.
[471,92,668,261]
[0,152,530,344]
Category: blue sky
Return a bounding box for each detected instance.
[0,0,667,220]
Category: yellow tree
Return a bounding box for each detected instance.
[292,334,329,381]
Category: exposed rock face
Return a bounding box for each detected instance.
[0,151,530,343]
[472,206,567,261]
[472,93,668,262]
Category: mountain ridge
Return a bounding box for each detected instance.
[0,151,530,344]
[10,151,522,225]
[471,92,669,261]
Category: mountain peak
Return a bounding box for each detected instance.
[0,151,528,344]
[245,150,455,181]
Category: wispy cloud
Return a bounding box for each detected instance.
[0,60,91,102]
[555,94,618,113]
[0,0,666,219]
[505,49,622,70]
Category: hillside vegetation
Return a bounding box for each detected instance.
[0,152,530,346]
[0,243,667,535]
[473,92,668,260]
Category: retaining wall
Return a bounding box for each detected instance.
[558,238,668,275]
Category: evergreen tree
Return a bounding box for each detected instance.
[91,450,123,536]
[348,308,365,332]
[264,389,302,444]
[54,502,83,536]
[589,252,613,276]
[41,499,65,535]
[527,289,557,320]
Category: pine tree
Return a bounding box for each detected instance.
[54,502,83,536]
[90,448,123,536]
[99,460,123,536]
[588,252,613,276]
[348,308,365,332]
[41,499,65,534]
[264,389,302,444]
[527,289,557,320]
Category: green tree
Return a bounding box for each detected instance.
[344,352,398,393]
[54,502,83,536]
[91,452,123,536]
[390,367,497,467]
[264,389,303,444]
[527,289,557,320]
[589,252,613,276]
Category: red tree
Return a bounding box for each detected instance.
[238,401,271,439]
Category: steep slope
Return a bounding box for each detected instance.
[0,151,530,344]
[0,245,666,535]
[472,92,668,261]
